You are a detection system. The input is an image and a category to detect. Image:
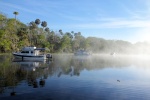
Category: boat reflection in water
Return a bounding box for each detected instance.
[13,60,44,71]
[13,59,51,88]
[0,59,51,97]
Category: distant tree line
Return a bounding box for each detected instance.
[0,12,150,54]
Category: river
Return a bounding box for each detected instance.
[0,54,150,100]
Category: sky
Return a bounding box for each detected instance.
[0,0,150,43]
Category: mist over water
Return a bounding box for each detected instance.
[0,54,150,100]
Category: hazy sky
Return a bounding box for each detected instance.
[0,0,150,43]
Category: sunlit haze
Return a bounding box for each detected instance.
[0,0,150,43]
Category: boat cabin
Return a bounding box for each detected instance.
[20,47,44,55]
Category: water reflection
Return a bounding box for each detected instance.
[0,56,52,96]
[14,60,50,88]
[0,54,150,99]
[52,54,150,76]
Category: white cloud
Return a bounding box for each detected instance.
[71,18,150,29]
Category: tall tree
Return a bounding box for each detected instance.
[35,19,41,26]
[59,29,63,36]
[45,27,50,33]
[29,21,37,30]
[13,11,19,20]
[13,11,19,27]
[41,21,47,30]
[28,21,37,46]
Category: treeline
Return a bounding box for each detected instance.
[0,12,150,54]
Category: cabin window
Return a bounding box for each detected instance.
[21,51,29,53]
[31,51,33,53]
[21,51,25,53]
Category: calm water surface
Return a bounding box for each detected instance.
[0,54,150,100]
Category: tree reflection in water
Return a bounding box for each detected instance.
[0,54,52,96]
[1,54,150,97]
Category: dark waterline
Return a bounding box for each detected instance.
[0,54,150,100]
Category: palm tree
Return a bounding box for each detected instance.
[45,27,50,39]
[35,19,41,26]
[29,21,37,30]
[45,27,50,33]
[13,11,19,20]
[35,19,41,35]
[13,11,19,27]
[29,21,37,46]
[41,21,47,40]
[41,21,47,30]
[59,29,63,36]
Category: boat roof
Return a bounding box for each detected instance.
[22,47,45,51]
[35,48,45,51]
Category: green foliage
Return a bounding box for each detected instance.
[29,21,37,30]
[0,38,11,52]
[0,13,150,54]
[0,14,7,29]
[60,35,72,52]
[0,29,5,38]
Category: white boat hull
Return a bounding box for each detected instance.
[13,53,46,60]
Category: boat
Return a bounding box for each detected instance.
[74,50,91,56]
[13,46,47,60]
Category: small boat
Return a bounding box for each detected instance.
[74,50,91,56]
[13,46,47,60]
